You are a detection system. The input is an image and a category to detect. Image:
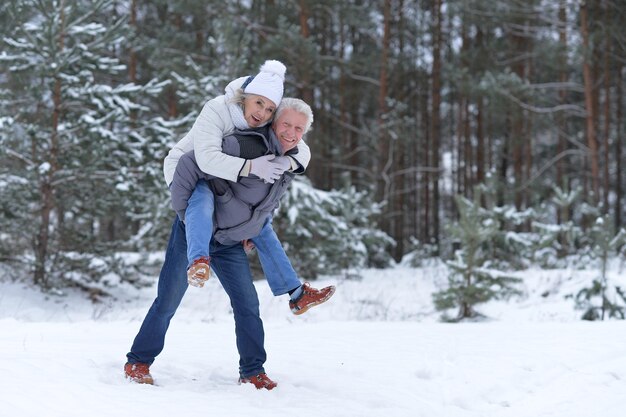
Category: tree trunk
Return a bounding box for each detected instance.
[298,0,314,107]
[129,0,137,84]
[511,30,526,211]
[168,86,177,118]
[35,0,66,287]
[456,96,465,197]
[498,114,510,207]
[459,270,474,320]
[422,84,431,241]
[378,0,391,232]
[475,28,485,186]
[463,98,472,196]
[393,0,406,259]
[338,12,350,184]
[524,41,534,228]
[431,0,442,247]
[475,98,485,184]
[580,2,600,203]
[616,65,623,229]
[461,26,471,197]
[456,23,469,198]
[602,1,611,213]
[557,0,568,226]
[307,4,328,190]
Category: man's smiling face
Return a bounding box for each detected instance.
[272,108,307,153]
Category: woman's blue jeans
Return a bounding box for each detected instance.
[126,216,267,378]
[251,218,302,296]
[185,181,301,296]
[185,180,214,267]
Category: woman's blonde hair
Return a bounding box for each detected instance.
[230,88,246,106]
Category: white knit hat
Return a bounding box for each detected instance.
[243,60,286,106]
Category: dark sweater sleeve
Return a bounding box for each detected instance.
[286,148,305,174]
[170,151,215,221]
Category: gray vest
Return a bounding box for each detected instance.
[169,126,296,245]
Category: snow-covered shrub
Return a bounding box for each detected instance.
[403,237,439,267]
[272,177,394,279]
[50,251,160,301]
[575,280,626,320]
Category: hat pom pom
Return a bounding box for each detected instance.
[259,60,286,80]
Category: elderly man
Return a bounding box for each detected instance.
[125,98,334,390]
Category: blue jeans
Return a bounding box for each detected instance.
[126,216,267,378]
[252,218,302,296]
[185,180,214,268]
[185,182,301,296]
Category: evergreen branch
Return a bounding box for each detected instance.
[512,149,586,193]
[496,87,587,117]
[5,149,35,167]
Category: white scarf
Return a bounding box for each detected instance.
[227,101,250,130]
[224,86,249,130]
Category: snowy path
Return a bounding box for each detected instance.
[1,319,625,417]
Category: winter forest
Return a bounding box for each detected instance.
[1,0,626,322]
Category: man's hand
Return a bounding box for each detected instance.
[249,155,287,184]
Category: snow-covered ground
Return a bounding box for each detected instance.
[1,260,625,417]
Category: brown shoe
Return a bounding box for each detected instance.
[289,282,336,315]
[187,256,211,288]
[124,362,154,385]
[238,372,277,390]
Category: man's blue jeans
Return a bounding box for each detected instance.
[185,181,301,296]
[126,216,267,378]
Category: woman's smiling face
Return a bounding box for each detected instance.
[243,94,277,128]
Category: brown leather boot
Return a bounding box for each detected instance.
[238,372,278,390]
[124,362,154,385]
[289,282,336,315]
[187,256,211,288]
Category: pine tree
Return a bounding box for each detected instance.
[575,216,626,320]
[549,184,584,258]
[0,0,168,291]
[433,190,521,321]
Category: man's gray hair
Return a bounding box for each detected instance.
[275,97,314,134]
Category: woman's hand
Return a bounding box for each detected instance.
[242,239,256,254]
